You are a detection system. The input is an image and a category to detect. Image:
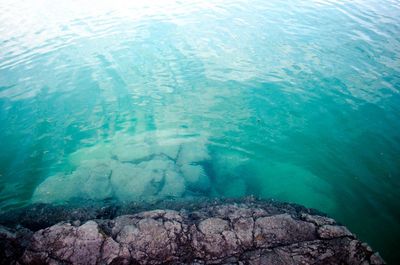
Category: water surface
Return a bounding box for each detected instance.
[0,0,399,262]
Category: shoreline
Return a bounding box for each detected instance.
[0,197,385,264]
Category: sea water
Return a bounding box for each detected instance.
[0,0,399,262]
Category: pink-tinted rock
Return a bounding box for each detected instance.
[0,200,385,265]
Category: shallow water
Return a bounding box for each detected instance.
[0,0,399,262]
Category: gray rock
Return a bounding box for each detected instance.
[301,213,336,226]
[192,217,238,259]
[318,224,353,239]
[0,201,385,265]
[21,221,105,265]
[254,214,316,248]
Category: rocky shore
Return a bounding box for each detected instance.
[0,198,385,264]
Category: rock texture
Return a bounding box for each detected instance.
[0,199,385,265]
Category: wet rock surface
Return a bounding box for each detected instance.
[0,198,385,264]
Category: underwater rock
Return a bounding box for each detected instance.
[158,168,186,198]
[110,158,178,201]
[0,199,385,264]
[110,161,148,201]
[32,161,114,203]
[157,142,180,160]
[32,131,211,204]
[181,164,210,192]
[112,142,154,162]
[82,162,114,200]
[177,139,211,165]
[68,143,113,166]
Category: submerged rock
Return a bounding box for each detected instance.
[181,164,211,192]
[32,160,115,203]
[31,131,211,204]
[0,199,385,264]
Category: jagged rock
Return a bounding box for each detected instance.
[0,200,385,265]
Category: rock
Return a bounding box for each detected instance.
[370,253,385,265]
[198,218,229,235]
[112,142,154,162]
[192,217,239,259]
[32,130,214,205]
[254,213,316,248]
[156,142,180,160]
[82,162,113,200]
[32,161,113,203]
[110,130,182,162]
[301,213,336,226]
[100,237,121,264]
[233,217,254,248]
[158,164,186,198]
[0,225,29,264]
[177,140,210,165]
[111,160,163,201]
[0,200,385,265]
[21,221,105,265]
[318,224,353,239]
[181,164,210,191]
[119,218,181,262]
[31,172,79,203]
[68,142,113,166]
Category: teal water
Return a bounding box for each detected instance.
[1,0,399,262]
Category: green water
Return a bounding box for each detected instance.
[0,0,399,262]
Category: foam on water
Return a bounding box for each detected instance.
[0,0,400,262]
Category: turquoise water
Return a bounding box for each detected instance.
[1,0,399,262]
